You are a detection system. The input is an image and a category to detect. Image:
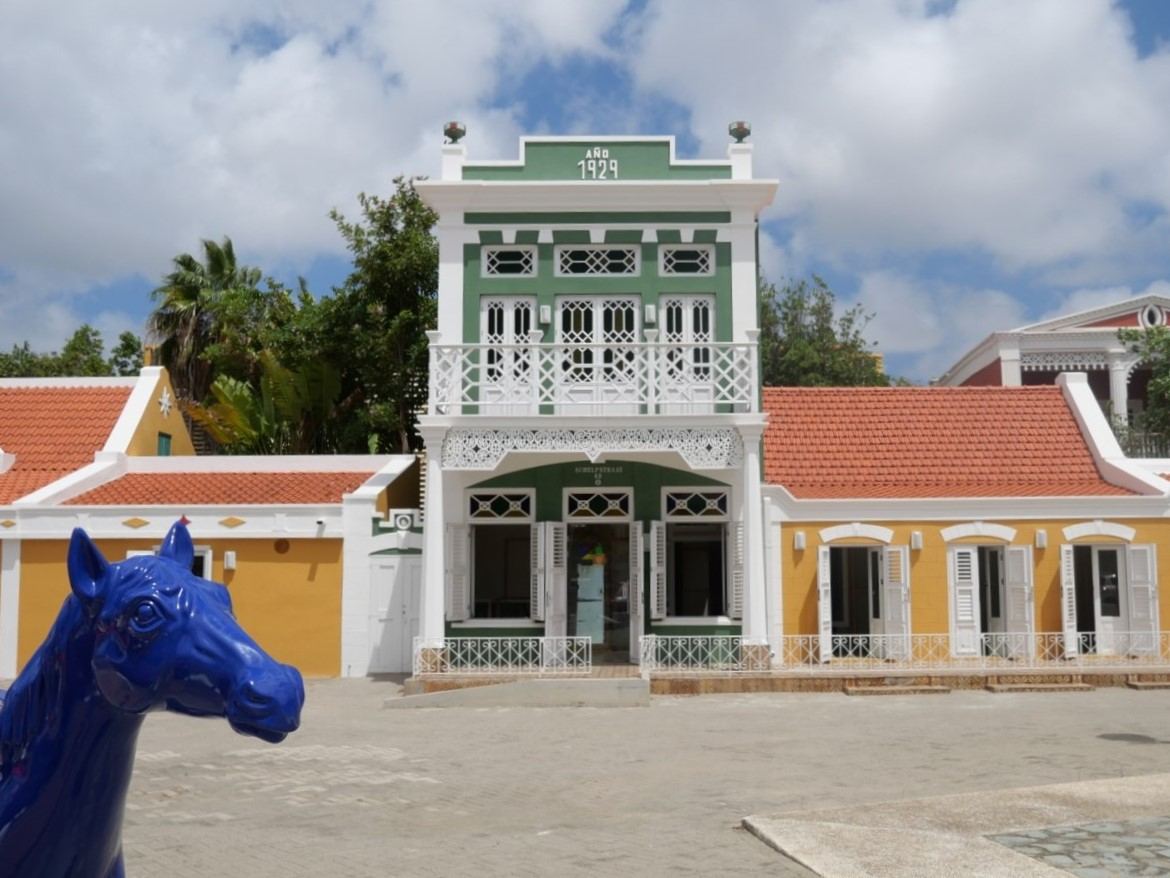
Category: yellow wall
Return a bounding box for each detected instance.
[17,536,342,676]
[781,519,1170,637]
[124,370,195,456]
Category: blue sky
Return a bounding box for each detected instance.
[1,0,1169,382]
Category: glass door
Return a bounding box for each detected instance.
[566,523,631,662]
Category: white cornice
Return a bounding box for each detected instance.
[935,332,1007,385]
[462,135,732,169]
[0,450,13,474]
[1015,294,1170,333]
[104,367,163,452]
[121,454,400,473]
[0,376,138,388]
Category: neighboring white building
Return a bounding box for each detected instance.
[412,129,778,669]
[937,293,1170,422]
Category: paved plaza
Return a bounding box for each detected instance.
[114,681,1170,876]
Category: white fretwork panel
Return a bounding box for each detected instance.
[482,246,536,276]
[1020,351,1108,371]
[467,492,533,521]
[556,246,639,276]
[566,491,631,520]
[660,245,713,276]
[664,490,728,520]
[440,427,745,470]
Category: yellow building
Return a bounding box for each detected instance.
[760,374,1170,670]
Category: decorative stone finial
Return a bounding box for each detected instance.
[444,121,466,144]
[728,121,751,143]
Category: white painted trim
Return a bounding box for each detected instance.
[818,523,894,544]
[563,487,634,523]
[939,522,1017,543]
[1057,372,1169,495]
[103,367,164,453]
[0,377,137,388]
[1062,520,1137,542]
[661,485,730,522]
[126,545,214,579]
[0,539,20,678]
[460,135,734,170]
[122,454,400,473]
[466,488,535,524]
[655,616,737,626]
[0,451,13,474]
[1015,293,1170,333]
[658,243,715,277]
[479,244,537,278]
[14,457,125,506]
[553,243,641,278]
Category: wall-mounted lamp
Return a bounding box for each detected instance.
[539,305,552,325]
[910,531,923,551]
[1035,529,1048,549]
[644,304,657,325]
[223,550,237,571]
[793,531,806,551]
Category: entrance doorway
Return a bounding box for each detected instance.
[566,523,631,662]
[1072,545,1127,654]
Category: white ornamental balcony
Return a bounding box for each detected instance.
[426,331,759,416]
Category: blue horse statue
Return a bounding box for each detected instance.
[0,522,305,877]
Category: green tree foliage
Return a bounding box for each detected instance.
[1120,325,1170,435]
[322,178,438,452]
[57,325,108,375]
[148,237,265,402]
[108,331,144,376]
[185,351,342,454]
[758,276,889,387]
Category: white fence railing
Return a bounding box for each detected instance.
[427,340,758,415]
[412,636,592,676]
[641,632,1170,675]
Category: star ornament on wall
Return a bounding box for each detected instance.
[159,387,173,418]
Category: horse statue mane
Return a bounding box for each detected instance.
[0,522,304,878]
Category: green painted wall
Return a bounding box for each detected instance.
[445,624,545,637]
[470,460,725,522]
[462,141,731,181]
[465,211,731,225]
[463,240,732,344]
[648,624,742,636]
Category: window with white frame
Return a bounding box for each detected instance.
[555,245,639,276]
[126,546,214,579]
[468,491,534,619]
[482,245,536,277]
[659,244,714,276]
[565,490,632,520]
[662,489,730,617]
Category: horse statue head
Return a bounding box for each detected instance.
[0,521,305,877]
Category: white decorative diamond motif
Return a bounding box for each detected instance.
[158,387,173,417]
[556,246,638,276]
[1020,351,1108,371]
[440,427,744,470]
[664,490,728,519]
[660,246,712,275]
[483,246,536,276]
[468,492,533,520]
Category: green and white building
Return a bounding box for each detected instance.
[412,129,779,671]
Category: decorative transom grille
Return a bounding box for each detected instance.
[661,246,712,275]
[557,246,638,276]
[566,491,631,520]
[665,490,728,519]
[468,492,532,520]
[483,247,536,276]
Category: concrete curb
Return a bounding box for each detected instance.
[385,677,650,708]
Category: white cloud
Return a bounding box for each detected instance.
[847,271,1027,381]
[0,0,626,343]
[628,0,1170,274]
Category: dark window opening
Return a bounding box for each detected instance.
[472,525,531,619]
[666,523,724,616]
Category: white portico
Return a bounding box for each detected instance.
[413,127,777,672]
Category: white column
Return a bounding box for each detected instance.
[999,339,1022,386]
[1108,354,1130,423]
[729,216,758,342]
[419,431,447,647]
[739,426,768,646]
[762,497,783,666]
[1,539,21,678]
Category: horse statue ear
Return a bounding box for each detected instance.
[159,520,195,570]
[68,528,110,603]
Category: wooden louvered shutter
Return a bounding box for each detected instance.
[817,545,832,663]
[529,523,545,622]
[1128,544,1159,654]
[1003,546,1034,659]
[727,522,744,620]
[628,522,644,663]
[1060,544,1078,657]
[949,547,980,657]
[445,525,469,622]
[650,521,667,620]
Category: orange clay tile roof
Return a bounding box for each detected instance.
[0,386,132,503]
[64,471,375,506]
[762,386,1132,499]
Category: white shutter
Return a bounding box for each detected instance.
[1004,546,1034,659]
[817,546,832,663]
[1127,544,1159,654]
[1060,544,1078,657]
[545,523,568,638]
[949,547,981,657]
[727,521,744,620]
[628,522,644,663]
[882,545,911,660]
[529,523,545,622]
[650,521,667,620]
[445,525,469,622]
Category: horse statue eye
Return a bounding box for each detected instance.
[129,600,161,632]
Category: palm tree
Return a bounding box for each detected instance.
[148,237,262,402]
